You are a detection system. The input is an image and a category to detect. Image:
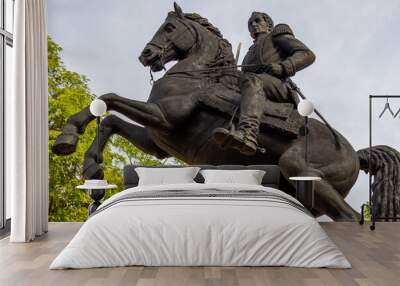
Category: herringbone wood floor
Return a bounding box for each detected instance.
[0,222,399,286]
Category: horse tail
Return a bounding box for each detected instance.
[357,145,400,220]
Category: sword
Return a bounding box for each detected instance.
[235,42,242,65]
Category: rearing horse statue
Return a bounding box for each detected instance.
[52,3,398,221]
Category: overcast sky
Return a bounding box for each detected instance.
[48,0,400,212]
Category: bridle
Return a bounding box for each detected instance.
[147,13,197,84]
[147,42,171,84]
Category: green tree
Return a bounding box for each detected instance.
[48,36,163,221]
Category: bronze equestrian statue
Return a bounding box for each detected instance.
[213,11,315,156]
[52,3,399,222]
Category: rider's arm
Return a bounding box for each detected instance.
[272,24,316,77]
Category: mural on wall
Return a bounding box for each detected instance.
[51,3,400,222]
[48,37,166,221]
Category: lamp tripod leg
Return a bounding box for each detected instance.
[96,117,100,164]
[305,116,309,165]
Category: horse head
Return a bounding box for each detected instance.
[139,2,234,72]
[139,3,197,72]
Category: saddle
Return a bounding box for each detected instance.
[198,73,303,137]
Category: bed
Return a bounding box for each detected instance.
[50,165,350,269]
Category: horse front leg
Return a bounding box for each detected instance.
[101,93,173,131]
[83,114,169,179]
[52,93,173,156]
[52,106,94,155]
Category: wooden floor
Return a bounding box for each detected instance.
[0,222,399,286]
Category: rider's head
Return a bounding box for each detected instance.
[248,12,274,39]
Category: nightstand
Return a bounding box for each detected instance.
[77,180,117,215]
[289,176,321,210]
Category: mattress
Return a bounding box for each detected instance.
[50,183,350,269]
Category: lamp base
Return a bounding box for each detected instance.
[88,189,105,215]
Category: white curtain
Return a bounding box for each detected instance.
[7,0,49,242]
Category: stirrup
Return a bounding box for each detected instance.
[221,124,237,149]
[211,127,233,149]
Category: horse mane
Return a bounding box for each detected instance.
[184,13,235,67]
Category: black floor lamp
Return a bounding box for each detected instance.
[89,98,107,163]
[289,99,321,211]
[297,99,315,164]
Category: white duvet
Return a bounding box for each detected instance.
[50,183,351,269]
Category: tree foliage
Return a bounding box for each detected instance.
[362,202,372,222]
[48,36,164,221]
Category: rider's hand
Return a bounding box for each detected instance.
[262,63,284,77]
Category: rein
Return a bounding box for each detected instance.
[148,42,173,85]
[165,63,260,76]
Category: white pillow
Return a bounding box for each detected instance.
[200,169,266,185]
[135,167,200,186]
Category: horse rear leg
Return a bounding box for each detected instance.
[279,148,360,221]
[83,114,169,179]
[311,180,360,221]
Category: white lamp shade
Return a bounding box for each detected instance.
[297,100,314,117]
[89,99,107,117]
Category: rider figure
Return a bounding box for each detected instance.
[212,11,316,155]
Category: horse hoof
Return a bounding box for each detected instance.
[83,160,104,180]
[52,133,79,155]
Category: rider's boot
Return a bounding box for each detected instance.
[212,79,264,156]
[212,121,259,156]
